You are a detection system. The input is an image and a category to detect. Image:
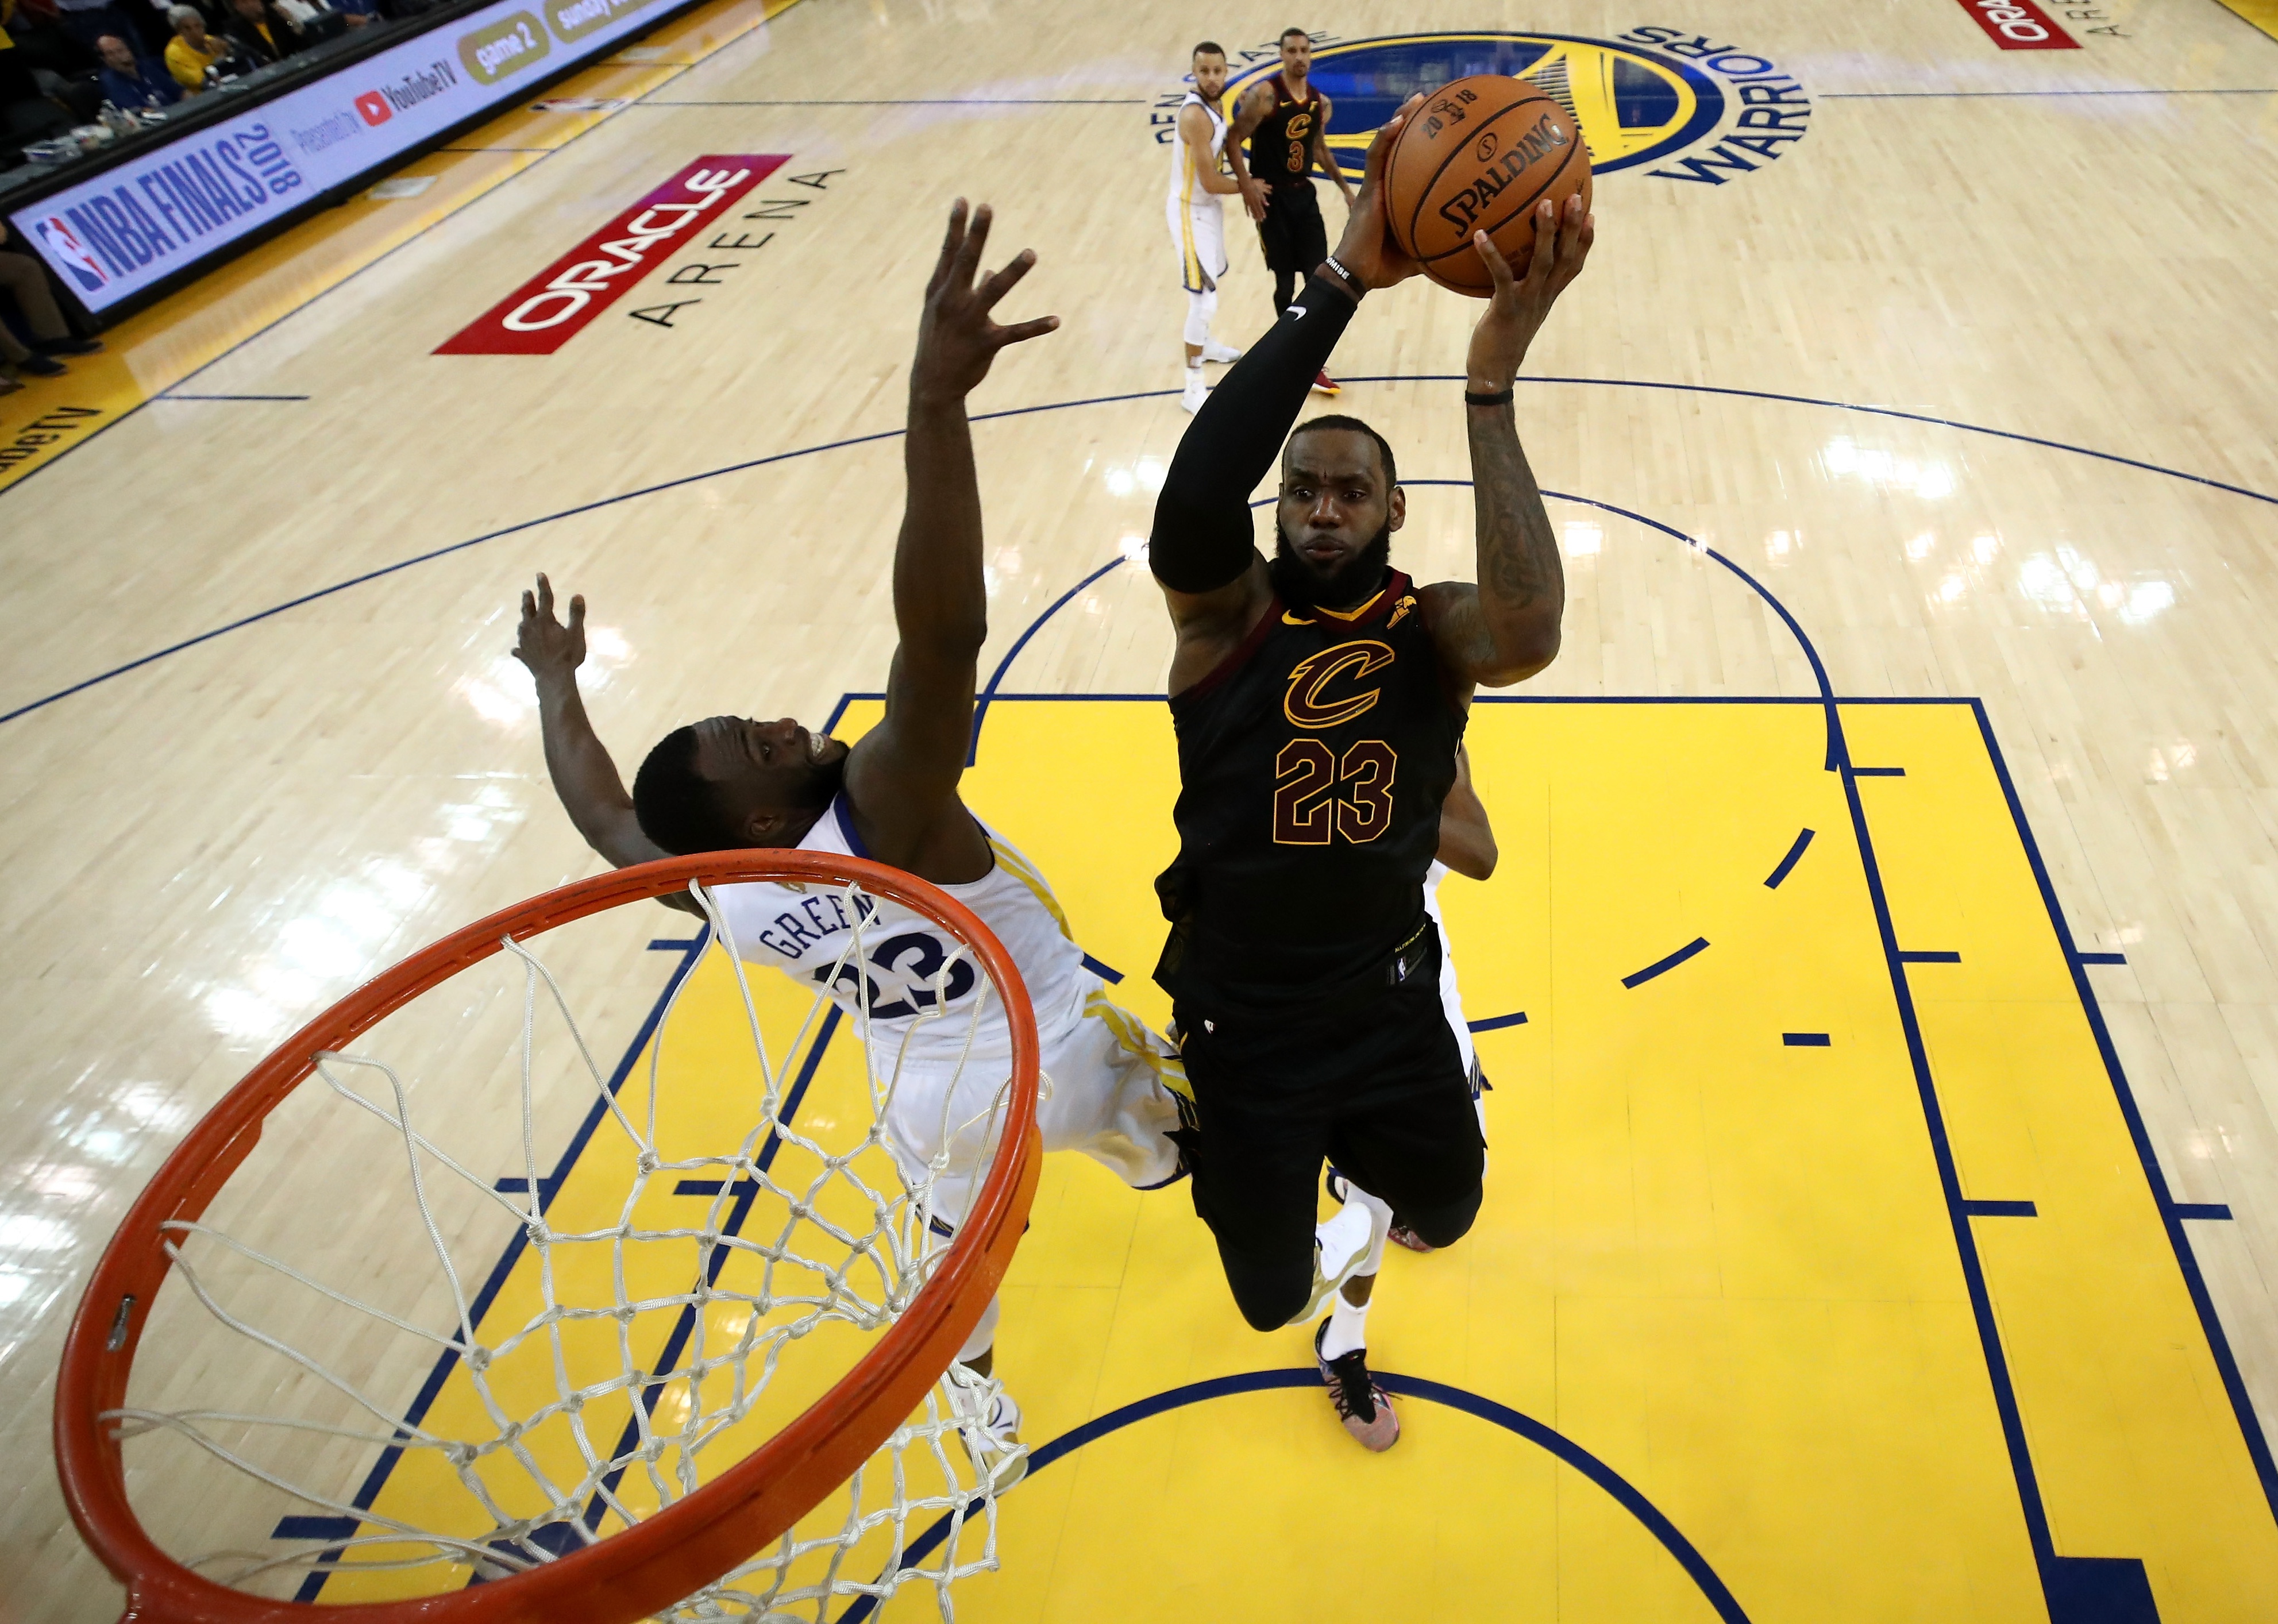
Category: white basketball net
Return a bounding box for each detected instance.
[105,877,1026,1620]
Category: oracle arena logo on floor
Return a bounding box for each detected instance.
[1157,28,1810,187]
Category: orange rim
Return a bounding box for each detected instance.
[54,850,1043,1623]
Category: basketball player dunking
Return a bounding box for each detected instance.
[1167,41,1264,414]
[1149,98,1591,1450]
[1228,27,1355,396]
[514,203,1191,1482]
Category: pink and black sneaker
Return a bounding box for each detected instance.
[1315,1320,1400,1452]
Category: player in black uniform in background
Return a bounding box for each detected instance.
[1229,26,1354,395]
[1148,94,1592,1450]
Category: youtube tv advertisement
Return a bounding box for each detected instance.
[5,0,686,313]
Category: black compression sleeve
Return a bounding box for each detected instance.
[1150,273,1360,594]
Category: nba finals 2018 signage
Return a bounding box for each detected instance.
[1158,28,1810,187]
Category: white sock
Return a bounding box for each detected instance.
[1186,361,1202,376]
[1321,1286,1371,1360]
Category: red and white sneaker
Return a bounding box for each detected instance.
[1387,1224,1434,1253]
[1315,1320,1399,1452]
[1311,369,1342,396]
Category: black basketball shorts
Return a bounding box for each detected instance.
[1255,180,1328,274]
[1174,931,1485,1331]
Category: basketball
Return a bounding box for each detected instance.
[1383,75,1594,296]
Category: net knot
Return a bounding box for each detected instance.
[637,1149,661,1175]
[462,1343,492,1374]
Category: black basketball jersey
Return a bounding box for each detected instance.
[1248,72,1324,188]
[1155,571,1466,1014]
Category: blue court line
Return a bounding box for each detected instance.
[1826,708,2075,1592]
[968,553,1127,763]
[153,393,312,401]
[2173,1203,2235,1221]
[1622,936,1710,989]
[1468,1010,1528,1033]
[1898,950,1962,963]
[1782,1033,1830,1047]
[1764,828,1814,888]
[835,1367,1753,1624]
[1966,696,2278,1518]
[280,927,713,1596]
[1963,1200,2040,1218]
[2076,951,2128,965]
[1335,375,2278,511]
[1852,766,1906,777]
[11,372,2276,725]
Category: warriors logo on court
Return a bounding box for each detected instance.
[1155,28,1811,187]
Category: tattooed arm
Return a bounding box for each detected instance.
[1423,196,1594,689]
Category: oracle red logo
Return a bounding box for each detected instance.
[1952,0,2079,49]
[355,91,394,124]
[437,156,786,354]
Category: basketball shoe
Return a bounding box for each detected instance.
[1312,370,1341,395]
[1181,367,1209,413]
[1202,340,1244,363]
[946,1371,1028,1491]
[1315,1320,1399,1451]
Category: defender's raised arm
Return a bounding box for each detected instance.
[842,201,1057,863]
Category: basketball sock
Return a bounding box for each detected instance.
[1321,1286,1371,1360]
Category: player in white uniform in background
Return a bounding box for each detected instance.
[1328,745,1497,1255]
[1167,41,1264,414]
[512,202,1188,1483]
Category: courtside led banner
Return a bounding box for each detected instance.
[5,0,695,311]
[434,155,784,353]
[1951,0,2079,49]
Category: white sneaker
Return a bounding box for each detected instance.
[1202,340,1244,363]
[1292,1189,1392,1325]
[1180,368,1208,413]
[948,1376,1029,1492]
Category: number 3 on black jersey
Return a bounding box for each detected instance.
[1274,739,1397,844]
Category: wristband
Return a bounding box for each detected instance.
[1463,386,1515,407]
[1320,256,1365,298]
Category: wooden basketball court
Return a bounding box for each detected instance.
[5,1,2278,1619]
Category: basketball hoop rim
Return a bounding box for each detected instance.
[53,849,1044,1624]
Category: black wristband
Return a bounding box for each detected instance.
[1463,386,1515,407]
[1319,256,1364,299]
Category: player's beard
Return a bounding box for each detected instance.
[1270,519,1393,612]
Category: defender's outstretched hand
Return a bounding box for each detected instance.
[911,200,1059,403]
[513,573,585,687]
[1327,92,1427,292]
[1465,194,1594,391]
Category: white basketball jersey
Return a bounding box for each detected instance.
[1167,88,1228,210]
[710,797,1090,1071]
[1423,862,1477,1073]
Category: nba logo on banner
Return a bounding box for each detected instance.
[436,155,786,354]
[1952,0,2079,49]
[32,215,109,293]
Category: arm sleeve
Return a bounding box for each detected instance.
[1148,272,1359,593]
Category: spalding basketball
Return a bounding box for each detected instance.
[1384,76,1594,296]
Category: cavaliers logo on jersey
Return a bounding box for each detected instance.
[1284,639,1395,729]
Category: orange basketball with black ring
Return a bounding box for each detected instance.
[1383,76,1594,296]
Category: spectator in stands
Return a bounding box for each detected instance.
[93,29,174,106]
[220,0,296,65]
[0,219,101,395]
[51,0,137,53]
[162,2,218,90]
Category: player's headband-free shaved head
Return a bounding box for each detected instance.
[1192,40,1224,59]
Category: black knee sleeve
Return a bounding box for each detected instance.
[1217,1242,1312,1332]
[1401,1182,1483,1251]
